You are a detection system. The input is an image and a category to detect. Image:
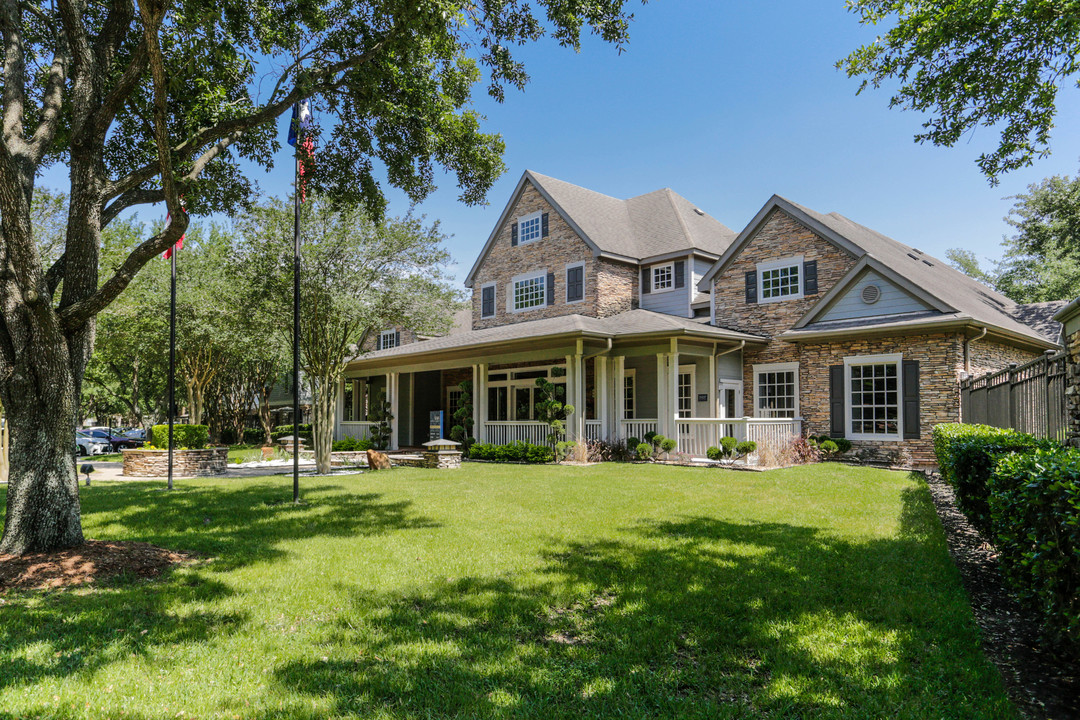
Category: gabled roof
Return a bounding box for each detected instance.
[698,195,1058,348]
[347,309,765,367]
[464,171,736,287]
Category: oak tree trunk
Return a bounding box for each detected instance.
[312,374,337,474]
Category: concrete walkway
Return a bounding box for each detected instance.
[74,461,364,483]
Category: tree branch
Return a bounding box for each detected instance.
[45,253,65,296]
[1,0,29,155]
[102,188,163,227]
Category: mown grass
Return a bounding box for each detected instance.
[0,463,1013,719]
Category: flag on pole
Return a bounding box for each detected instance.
[288,100,316,202]
[163,198,186,259]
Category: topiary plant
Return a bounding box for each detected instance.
[820,439,839,456]
[636,442,652,461]
[659,437,677,457]
[720,436,738,454]
[834,438,852,454]
[735,440,757,457]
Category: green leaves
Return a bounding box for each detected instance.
[840,0,1080,182]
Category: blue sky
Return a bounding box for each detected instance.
[49,1,1080,285]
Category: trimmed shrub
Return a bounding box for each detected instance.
[932,423,1051,534]
[151,424,209,450]
[834,438,852,454]
[271,423,314,442]
[988,447,1080,653]
[467,441,553,464]
[659,437,677,454]
[626,437,640,450]
[332,436,373,452]
[706,446,723,461]
[635,442,653,461]
[736,440,757,456]
[644,431,657,445]
[720,436,738,454]
[820,439,839,455]
[243,428,266,445]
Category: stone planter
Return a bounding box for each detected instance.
[122,447,228,477]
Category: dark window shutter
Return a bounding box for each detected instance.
[481,285,495,317]
[902,360,920,439]
[567,266,583,302]
[829,364,845,438]
[804,260,818,295]
[394,330,400,347]
[674,260,685,289]
[744,271,757,304]
[642,267,651,294]
[511,222,518,246]
[546,272,555,306]
[376,334,381,351]
[542,212,549,238]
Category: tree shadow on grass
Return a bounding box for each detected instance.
[268,483,1013,719]
[0,479,438,700]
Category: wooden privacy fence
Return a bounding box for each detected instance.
[960,350,1067,441]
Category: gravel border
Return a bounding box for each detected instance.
[922,471,1079,719]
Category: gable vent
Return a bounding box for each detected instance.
[861,284,881,304]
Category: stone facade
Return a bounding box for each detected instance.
[470,181,636,330]
[967,338,1041,376]
[122,448,228,477]
[360,327,419,353]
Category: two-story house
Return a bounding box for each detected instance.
[335,171,1063,465]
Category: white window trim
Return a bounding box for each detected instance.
[756,256,804,303]
[517,210,543,245]
[651,262,675,294]
[509,270,547,313]
[752,361,799,418]
[565,261,586,304]
[623,368,636,419]
[677,364,696,419]
[480,281,497,318]
[378,329,398,350]
[844,353,903,442]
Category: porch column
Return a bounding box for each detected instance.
[708,353,718,418]
[565,353,584,442]
[656,353,668,438]
[670,350,680,438]
[473,363,488,443]
[387,371,399,450]
[614,356,626,438]
[596,356,609,442]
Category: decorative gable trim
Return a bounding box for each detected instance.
[465,171,613,288]
[697,196,863,291]
[792,256,956,329]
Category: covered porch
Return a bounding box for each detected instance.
[336,311,801,458]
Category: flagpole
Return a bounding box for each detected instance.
[292,103,301,503]
[167,244,176,491]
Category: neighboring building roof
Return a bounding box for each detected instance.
[1008,301,1066,343]
[465,171,736,286]
[347,309,764,367]
[700,195,1062,349]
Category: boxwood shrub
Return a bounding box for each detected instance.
[989,447,1080,653]
[468,441,554,464]
[272,423,313,442]
[931,423,1051,534]
[150,424,209,450]
[332,436,373,452]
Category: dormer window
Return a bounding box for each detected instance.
[378,329,400,350]
[652,263,674,292]
[757,257,804,302]
[518,211,543,244]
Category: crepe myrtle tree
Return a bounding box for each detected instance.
[240,196,462,474]
[0,0,642,554]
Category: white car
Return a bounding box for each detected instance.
[75,431,111,456]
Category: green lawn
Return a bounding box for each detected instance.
[0,464,1014,719]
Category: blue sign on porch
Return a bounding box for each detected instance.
[429,410,444,441]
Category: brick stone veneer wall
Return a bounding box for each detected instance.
[123,448,228,477]
[967,338,1042,376]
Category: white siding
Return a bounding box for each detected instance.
[816,270,931,322]
[717,350,741,380]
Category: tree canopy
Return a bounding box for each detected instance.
[840,0,1080,182]
[947,172,1080,302]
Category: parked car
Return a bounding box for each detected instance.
[122,428,147,441]
[82,428,142,452]
[75,431,111,457]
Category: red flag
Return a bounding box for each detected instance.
[164,199,186,259]
[298,135,315,203]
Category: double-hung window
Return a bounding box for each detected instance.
[757,257,803,302]
[512,272,546,312]
[378,329,399,350]
[845,354,901,439]
[518,211,542,244]
[623,369,636,419]
[753,362,798,418]
[652,262,674,293]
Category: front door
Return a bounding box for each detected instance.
[718,379,744,439]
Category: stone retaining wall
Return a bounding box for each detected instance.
[122,448,228,477]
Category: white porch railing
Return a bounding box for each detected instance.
[584,420,602,441]
[620,419,658,442]
[484,421,551,446]
[675,417,802,458]
[336,421,377,442]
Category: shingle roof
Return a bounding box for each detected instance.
[348,309,763,366]
[1008,301,1066,343]
[465,172,735,286]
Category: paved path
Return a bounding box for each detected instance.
[73,461,361,483]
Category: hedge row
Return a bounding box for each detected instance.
[932,423,1079,654]
[271,424,313,442]
[468,441,554,464]
[150,424,209,450]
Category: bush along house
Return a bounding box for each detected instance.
[335,170,1064,466]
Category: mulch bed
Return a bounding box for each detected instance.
[923,472,1079,720]
[0,540,193,593]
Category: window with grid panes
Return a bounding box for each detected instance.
[756,368,797,418]
[848,361,900,438]
[513,274,546,311]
